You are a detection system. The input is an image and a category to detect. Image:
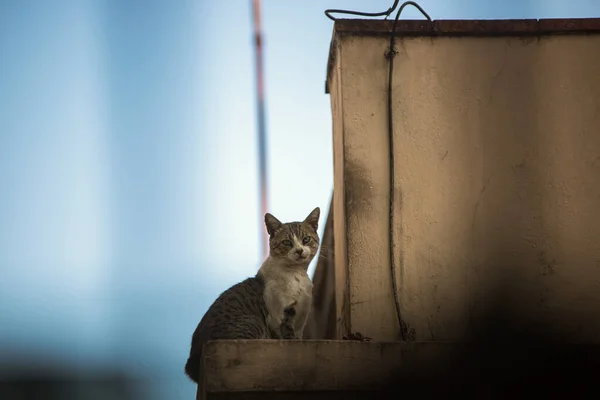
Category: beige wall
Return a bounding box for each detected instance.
[329,33,600,342]
[304,198,336,340]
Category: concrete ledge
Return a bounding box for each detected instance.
[199,339,600,399]
[200,340,457,396]
[333,18,600,37]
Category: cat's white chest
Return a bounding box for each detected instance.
[285,270,312,300]
[263,268,312,313]
[260,264,314,337]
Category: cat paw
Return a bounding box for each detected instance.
[281,326,296,339]
[283,305,296,317]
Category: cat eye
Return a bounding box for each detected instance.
[302,236,311,244]
[282,240,292,247]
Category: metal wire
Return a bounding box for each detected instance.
[324,1,433,342]
[325,0,401,21]
[325,0,431,22]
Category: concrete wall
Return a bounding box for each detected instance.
[328,29,600,342]
[304,199,336,340]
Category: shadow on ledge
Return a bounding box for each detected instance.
[383,311,600,398]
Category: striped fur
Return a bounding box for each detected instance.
[185,208,320,384]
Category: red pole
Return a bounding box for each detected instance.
[251,0,269,262]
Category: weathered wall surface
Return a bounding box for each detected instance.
[330,32,600,342]
[329,47,352,340]
[304,198,336,340]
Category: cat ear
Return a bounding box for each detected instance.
[304,207,320,232]
[264,213,282,236]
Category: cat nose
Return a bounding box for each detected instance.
[295,249,303,256]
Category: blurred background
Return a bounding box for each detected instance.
[0,0,597,399]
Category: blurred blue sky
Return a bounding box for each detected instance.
[0,0,597,398]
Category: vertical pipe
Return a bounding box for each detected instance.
[251,0,269,262]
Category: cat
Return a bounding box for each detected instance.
[184,207,320,384]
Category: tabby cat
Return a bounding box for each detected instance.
[184,207,320,383]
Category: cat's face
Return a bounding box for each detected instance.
[264,207,320,267]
